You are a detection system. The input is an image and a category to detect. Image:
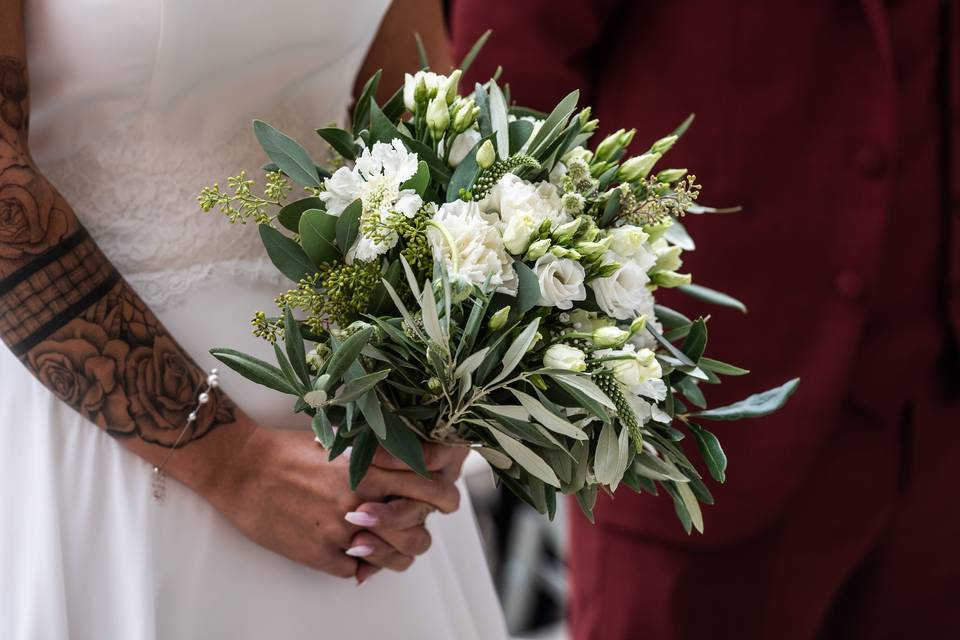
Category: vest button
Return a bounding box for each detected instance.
[855,146,886,179]
[835,270,865,300]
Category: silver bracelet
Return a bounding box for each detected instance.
[151,368,220,503]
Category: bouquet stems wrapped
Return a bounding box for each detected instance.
[199,43,798,532]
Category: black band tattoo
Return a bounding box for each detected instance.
[0,55,235,447]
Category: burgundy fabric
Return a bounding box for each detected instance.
[450,0,960,637]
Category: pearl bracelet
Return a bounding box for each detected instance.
[152,368,220,502]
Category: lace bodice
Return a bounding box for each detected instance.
[25,0,390,309]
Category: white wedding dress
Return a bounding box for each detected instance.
[0,1,506,638]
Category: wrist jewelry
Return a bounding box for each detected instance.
[152,368,220,503]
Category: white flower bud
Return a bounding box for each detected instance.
[488,306,511,331]
[524,238,551,260]
[651,271,692,288]
[443,69,462,104]
[592,326,630,348]
[502,212,539,255]
[476,139,496,169]
[618,153,661,182]
[403,73,417,112]
[629,315,648,336]
[543,344,588,372]
[594,129,626,161]
[427,94,450,139]
[650,134,678,154]
[606,347,661,386]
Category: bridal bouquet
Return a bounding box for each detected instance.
[198,44,798,532]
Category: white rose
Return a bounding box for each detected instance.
[428,200,517,294]
[606,225,650,258]
[533,253,586,310]
[542,344,587,372]
[447,128,482,167]
[591,254,656,320]
[501,211,539,255]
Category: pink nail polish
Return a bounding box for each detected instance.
[344,511,379,527]
[346,545,375,558]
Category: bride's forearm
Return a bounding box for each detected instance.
[0,52,241,484]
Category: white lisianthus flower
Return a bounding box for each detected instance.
[480,173,570,235]
[533,253,586,310]
[446,128,482,167]
[592,326,630,348]
[606,225,650,258]
[650,238,683,273]
[542,344,587,372]
[320,140,423,262]
[428,200,517,294]
[599,344,662,387]
[590,252,656,320]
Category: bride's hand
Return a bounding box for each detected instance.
[350,443,471,584]
[203,426,461,579]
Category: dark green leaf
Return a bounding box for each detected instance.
[325,327,374,385]
[209,348,300,395]
[508,119,535,154]
[273,343,304,394]
[335,200,362,254]
[527,90,580,158]
[277,197,325,233]
[671,113,696,138]
[694,378,800,421]
[348,428,378,490]
[299,209,341,266]
[681,318,708,363]
[512,260,540,317]
[369,101,402,145]
[333,369,390,405]
[283,306,311,387]
[379,411,430,478]
[474,83,492,139]
[446,134,491,201]
[252,120,320,187]
[459,29,491,76]
[678,283,747,313]
[258,224,316,283]
[401,160,430,196]
[315,127,356,161]
[488,80,510,159]
[687,421,726,483]
[655,304,692,328]
[599,189,621,226]
[700,357,750,376]
[368,260,402,315]
[352,69,381,135]
[676,377,707,409]
[575,485,598,523]
[413,32,429,69]
[311,411,335,449]
[647,326,696,368]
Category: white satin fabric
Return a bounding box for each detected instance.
[0,2,506,638]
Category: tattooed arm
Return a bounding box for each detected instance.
[0,1,461,579]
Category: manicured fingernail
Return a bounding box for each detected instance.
[345,511,379,527]
[346,545,375,558]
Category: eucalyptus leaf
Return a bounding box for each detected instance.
[299,209,341,266]
[315,127,356,161]
[253,120,321,187]
[277,197,325,233]
[508,119,535,155]
[335,200,362,254]
[258,224,316,283]
[512,261,541,317]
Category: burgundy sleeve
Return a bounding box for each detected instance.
[449,0,621,111]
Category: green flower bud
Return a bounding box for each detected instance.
[524,238,551,260]
[618,152,661,182]
[656,168,688,183]
[427,94,450,139]
[582,118,600,133]
[652,271,692,288]
[452,98,478,133]
[575,237,611,259]
[619,129,636,148]
[629,314,648,336]
[550,245,581,260]
[427,377,443,392]
[595,262,621,278]
[643,218,673,243]
[476,139,496,169]
[414,74,430,104]
[552,218,582,243]
[592,325,630,348]
[590,160,614,178]
[488,306,511,331]
[577,107,592,127]
[443,69,462,104]
[538,218,554,235]
[594,129,626,161]
[650,134,678,154]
